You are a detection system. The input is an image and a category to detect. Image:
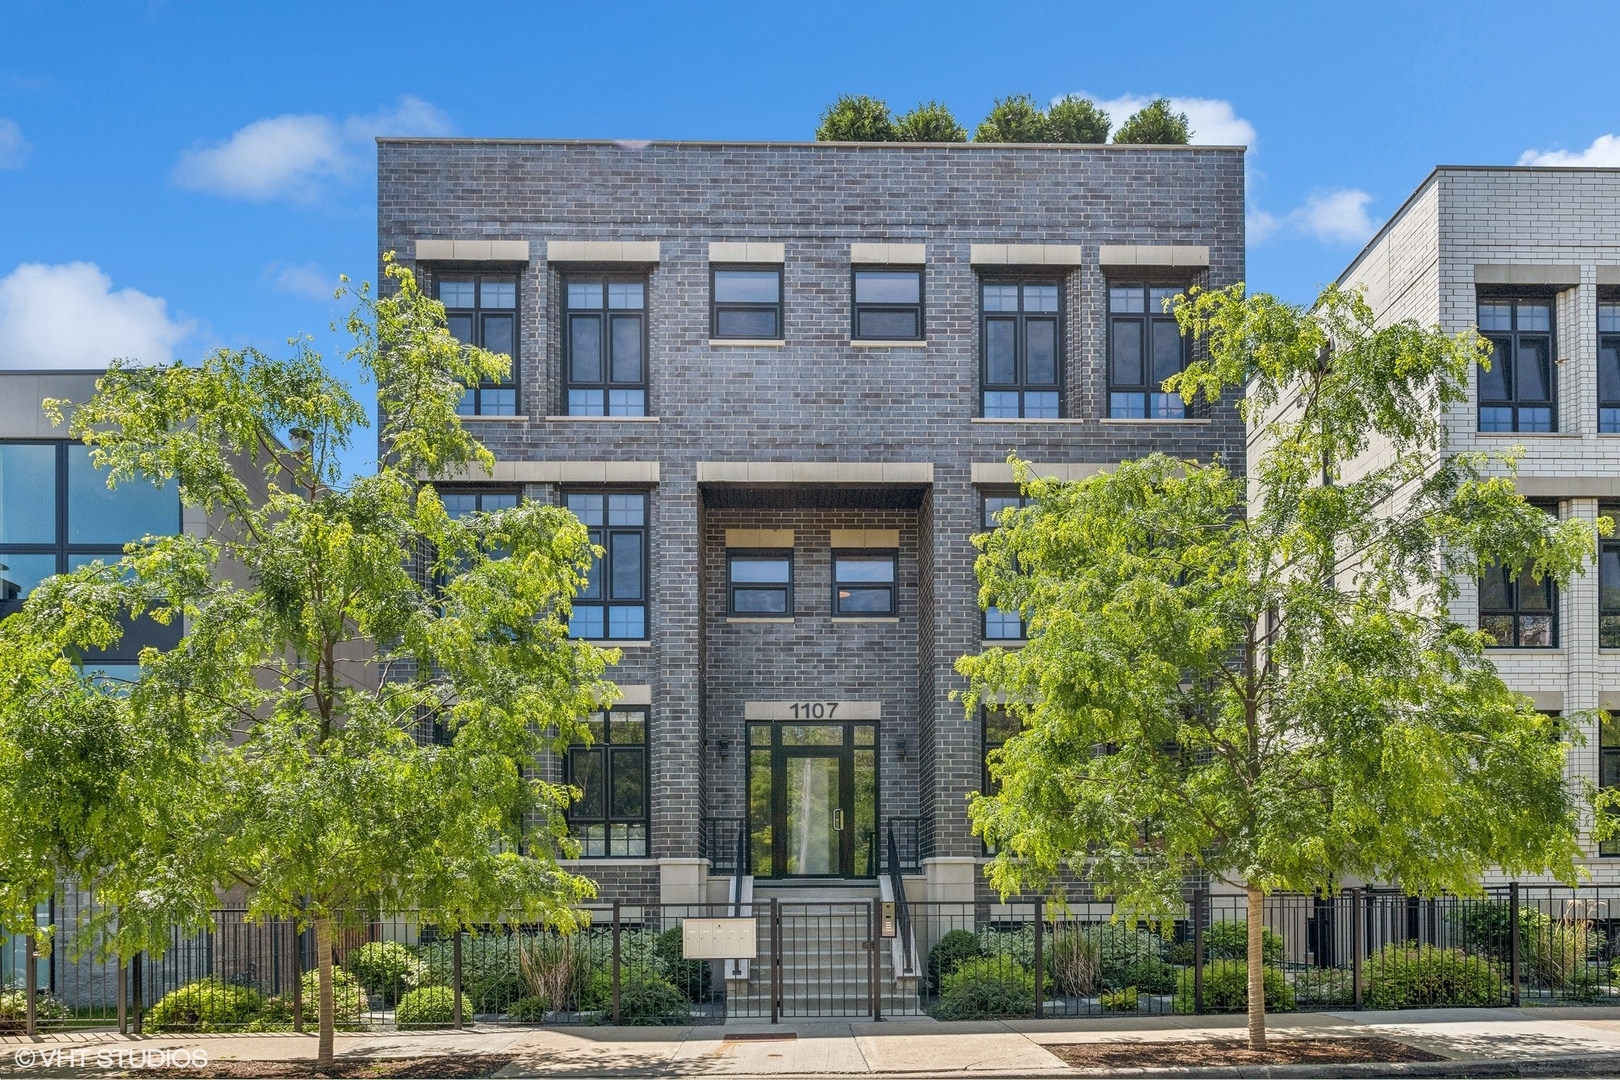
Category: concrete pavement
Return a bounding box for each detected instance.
[3,1008,1620,1077]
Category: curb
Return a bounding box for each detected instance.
[1051,1053,1620,1079]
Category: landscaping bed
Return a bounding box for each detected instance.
[1047,1037,1444,1069]
[130,1054,513,1078]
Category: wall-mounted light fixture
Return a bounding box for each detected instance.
[895,736,909,762]
[708,738,730,761]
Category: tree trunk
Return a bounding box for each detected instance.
[315,917,336,1073]
[1246,884,1267,1052]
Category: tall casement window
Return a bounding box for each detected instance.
[852,268,924,341]
[566,707,649,857]
[566,277,646,416]
[711,267,783,340]
[1600,302,1620,433]
[981,707,1019,798]
[564,492,647,640]
[1599,503,1620,648]
[981,494,1028,640]
[441,276,518,416]
[1601,713,1620,856]
[1108,283,1190,419]
[1481,503,1558,648]
[1477,298,1555,432]
[832,551,897,616]
[729,550,793,616]
[981,281,1061,418]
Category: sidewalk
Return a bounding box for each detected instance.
[5,1008,1620,1078]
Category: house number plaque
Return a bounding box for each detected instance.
[743,701,881,720]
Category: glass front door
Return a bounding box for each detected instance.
[748,722,877,878]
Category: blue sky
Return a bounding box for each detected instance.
[3,0,1618,477]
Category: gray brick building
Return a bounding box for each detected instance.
[1334,166,1620,883]
[377,138,1246,906]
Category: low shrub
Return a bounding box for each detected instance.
[656,927,711,1001]
[394,986,471,1029]
[0,988,71,1034]
[1082,924,1175,992]
[344,941,417,1005]
[1291,966,1356,1009]
[1100,986,1138,1012]
[1450,901,1548,962]
[927,929,981,990]
[147,978,264,1032]
[250,967,369,1032]
[517,933,592,1014]
[583,971,689,1024]
[507,995,549,1021]
[977,926,1036,970]
[1204,921,1284,965]
[1364,945,1503,1009]
[1047,927,1100,996]
[1526,919,1607,992]
[930,957,1035,1020]
[1172,960,1295,1014]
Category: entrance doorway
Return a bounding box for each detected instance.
[748,721,877,878]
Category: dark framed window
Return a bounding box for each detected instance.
[440,275,518,416]
[1600,302,1620,434]
[981,494,1028,640]
[981,707,1019,798]
[852,268,924,341]
[1600,503,1620,648]
[565,276,646,416]
[981,280,1061,418]
[832,551,896,616]
[0,441,181,658]
[1601,712,1619,856]
[1109,283,1190,418]
[1480,503,1559,648]
[564,492,647,640]
[566,707,649,857]
[1477,298,1555,432]
[729,550,793,616]
[441,491,520,518]
[711,267,782,340]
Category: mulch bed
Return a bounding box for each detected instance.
[131,1056,513,1078]
[1049,1037,1445,1069]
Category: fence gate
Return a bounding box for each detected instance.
[724,900,887,1020]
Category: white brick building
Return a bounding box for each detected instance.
[1334,166,1620,882]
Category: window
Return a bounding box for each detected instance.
[711,268,782,340]
[1477,299,1554,432]
[566,277,646,416]
[981,494,1028,640]
[1600,503,1620,648]
[832,551,896,616]
[441,491,520,518]
[565,492,647,639]
[1,442,180,660]
[981,281,1061,418]
[566,708,649,857]
[1109,284,1190,418]
[1602,713,1620,856]
[729,550,792,616]
[1601,303,1620,433]
[981,707,1019,797]
[440,276,518,416]
[1481,544,1558,649]
[853,269,923,341]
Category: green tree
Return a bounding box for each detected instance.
[816,95,894,141]
[25,255,611,1069]
[973,94,1046,142]
[894,101,967,143]
[959,283,1599,1050]
[1112,98,1190,144]
[1044,95,1110,143]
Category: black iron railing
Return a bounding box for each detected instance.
[886,822,915,976]
[884,817,922,874]
[700,816,746,874]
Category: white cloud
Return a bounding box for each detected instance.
[264,261,337,301]
[0,118,30,169]
[0,262,195,369]
[1075,94,1257,149]
[1249,188,1378,246]
[174,95,454,202]
[1517,133,1620,168]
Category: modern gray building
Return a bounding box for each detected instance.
[377,138,1247,907]
[1333,166,1620,881]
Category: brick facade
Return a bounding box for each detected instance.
[377,138,1246,899]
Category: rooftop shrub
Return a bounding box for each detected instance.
[817,95,894,141]
[1112,98,1191,144]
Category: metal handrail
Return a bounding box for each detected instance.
[886,821,914,976]
[730,820,746,914]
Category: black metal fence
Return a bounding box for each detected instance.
[2,884,1617,1032]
